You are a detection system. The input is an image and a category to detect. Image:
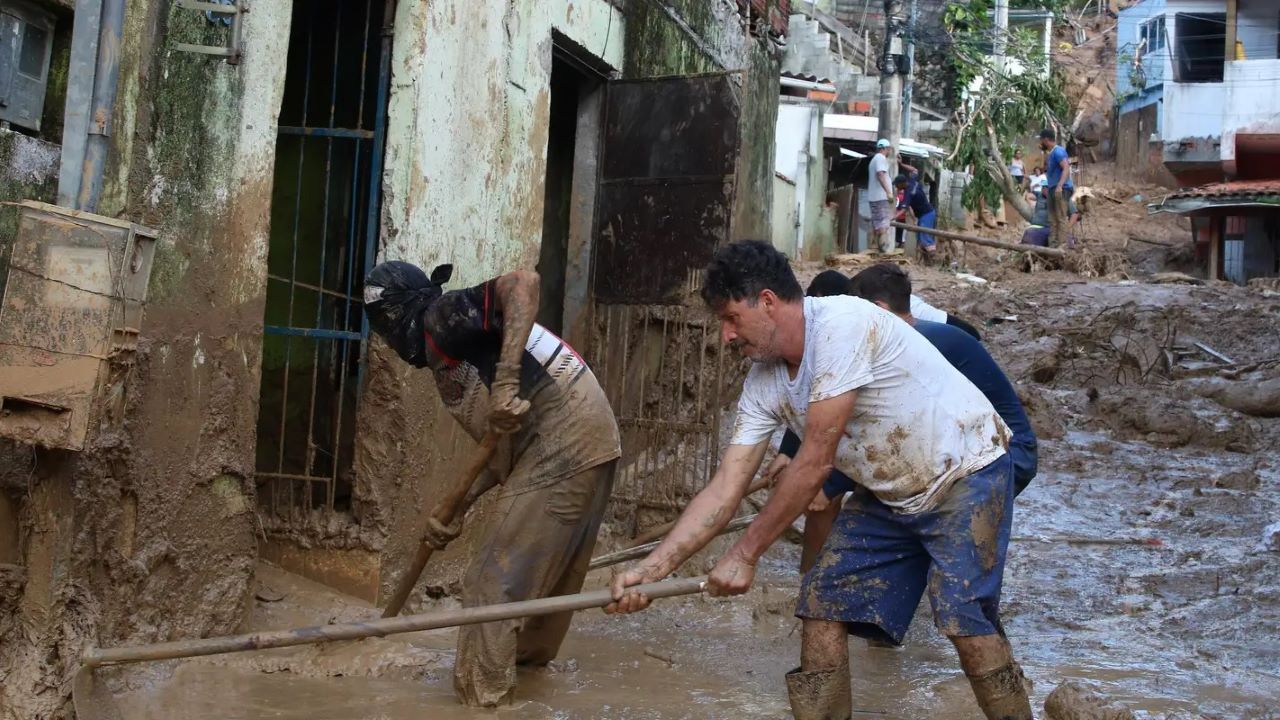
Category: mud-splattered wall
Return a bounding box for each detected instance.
[0,1,290,716]
[365,0,780,603]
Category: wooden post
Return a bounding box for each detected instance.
[1208,214,1222,281]
[1225,0,1238,61]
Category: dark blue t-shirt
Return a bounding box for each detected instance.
[899,175,933,218]
[779,320,1038,497]
[1044,145,1073,191]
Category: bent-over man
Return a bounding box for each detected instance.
[364,261,620,707]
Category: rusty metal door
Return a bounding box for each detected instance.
[588,73,744,531]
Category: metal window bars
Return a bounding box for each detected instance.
[256,0,390,530]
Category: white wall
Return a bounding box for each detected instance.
[775,104,814,179]
[1162,82,1227,141]
[1223,58,1280,160]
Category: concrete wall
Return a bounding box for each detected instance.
[1116,0,1168,112]
[366,0,780,603]
[1222,59,1280,163]
[772,174,799,256]
[0,1,289,716]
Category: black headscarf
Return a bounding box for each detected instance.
[364,261,453,367]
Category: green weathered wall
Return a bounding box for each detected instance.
[0,1,290,715]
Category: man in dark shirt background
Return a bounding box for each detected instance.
[779,265,1037,576]
[894,170,938,262]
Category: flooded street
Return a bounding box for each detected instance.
[110,276,1280,719]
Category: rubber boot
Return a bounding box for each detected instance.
[785,664,852,720]
[967,662,1033,720]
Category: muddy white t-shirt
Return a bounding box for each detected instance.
[910,294,948,323]
[867,153,890,203]
[730,296,1009,513]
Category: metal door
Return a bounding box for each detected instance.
[588,73,746,531]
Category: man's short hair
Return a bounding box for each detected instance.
[1039,128,1056,141]
[893,173,909,187]
[849,263,912,314]
[806,270,853,297]
[701,240,803,310]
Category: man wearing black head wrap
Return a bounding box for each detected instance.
[365,261,620,707]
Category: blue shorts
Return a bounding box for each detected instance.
[916,210,937,248]
[797,454,1014,645]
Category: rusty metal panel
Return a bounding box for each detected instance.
[0,201,157,449]
[594,179,733,304]
[593,73,742,305]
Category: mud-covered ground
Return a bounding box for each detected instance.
[112,268,1279,719]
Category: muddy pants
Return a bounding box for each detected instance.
[453,460,616,707]
[1047,187,1073,248]
[795,454,1013,645]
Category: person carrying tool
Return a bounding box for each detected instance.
[607,241,1033,720]
[363,261,620,708]
[784,264,1038,578]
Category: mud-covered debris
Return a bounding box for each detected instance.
[1043,680,1136,720]
[1089,388,1256,452]
[1183,373,1280,419]
[1258,522,1280,553]
[1149,272,1203,286]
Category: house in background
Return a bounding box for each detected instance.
[1117,0,1280,187]
[1127,0,1280,284]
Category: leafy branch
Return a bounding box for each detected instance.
[942,0,1072,222]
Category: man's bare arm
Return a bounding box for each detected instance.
[728,391,857,563]
[878,170,894,197]
[491,270,540,370]
[635,440,768,579]
[606,440,768,613]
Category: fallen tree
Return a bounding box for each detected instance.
[890,221,1066,258]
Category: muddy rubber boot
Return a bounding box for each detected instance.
[967,662,1033,720]
[785,664,852,720]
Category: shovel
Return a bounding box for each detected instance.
[382,432,500,617]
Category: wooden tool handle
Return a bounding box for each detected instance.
[85,576,708,668]
[381,433,500,618]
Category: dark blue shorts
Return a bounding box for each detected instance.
[797,454,1014,645]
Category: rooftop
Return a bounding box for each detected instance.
[1149,179,1280,214]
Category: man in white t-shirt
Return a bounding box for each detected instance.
[867,138,896,255]
[607,241,1032,720]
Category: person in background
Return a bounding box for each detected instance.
[867,138,898,255]
[1021,185,1080,249]
[807,270,983,343]
[1026,165,1046,205]
[1009,149,1025,190]
[893,167,938,265]
[1039,128,1074,249]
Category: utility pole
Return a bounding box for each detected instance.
[878,0,905,165]
[901,0,916,138]
[993,0,1009,72]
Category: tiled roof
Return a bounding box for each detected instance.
[1166,180,1280,200]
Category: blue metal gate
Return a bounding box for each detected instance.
[256,0,392,522]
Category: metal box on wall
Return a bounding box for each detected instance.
[0,201,158,450]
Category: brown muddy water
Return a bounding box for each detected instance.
[114,278,1280,719]
[111,430,1280,719]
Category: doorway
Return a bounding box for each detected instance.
[255,0,391,530]
[536,38,606,337]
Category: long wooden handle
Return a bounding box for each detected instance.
[590,514,758,570]
[84,576,708,668]
[382,433,500,618]
[630,474,772,546]
[890,221,1067,259]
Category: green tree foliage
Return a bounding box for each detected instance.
[943,0,1072,221]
